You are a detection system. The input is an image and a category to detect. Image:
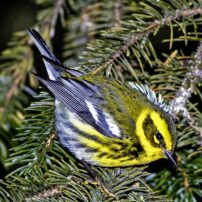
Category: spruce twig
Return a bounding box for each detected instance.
[25,186,64,202]
[92,7,202,75]
[170,41,202,141]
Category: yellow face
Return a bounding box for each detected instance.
[135,108,176,166]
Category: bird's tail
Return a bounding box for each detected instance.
[27,28,84,79]
[27,28,61,81]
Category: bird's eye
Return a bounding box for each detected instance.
[156,132,163,141]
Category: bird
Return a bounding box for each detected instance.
[27,28,177,167]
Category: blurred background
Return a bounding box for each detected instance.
[0,0,36,177]
[0,0,36,52]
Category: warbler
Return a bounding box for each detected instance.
[27,28,177,167]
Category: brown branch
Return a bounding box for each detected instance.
[50,0,66,37]
[5,73,23,103]
[92,8,202,75]
[170,41,202,142]
[4,47,33,104]
[25,186,63,201]
[80,7,95,32]
[114,0,122,30]
[46,131,56,148]
[179,168,191,191]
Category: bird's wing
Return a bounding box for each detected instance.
[37,75,122,138]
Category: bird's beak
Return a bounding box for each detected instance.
[163,149,178,168]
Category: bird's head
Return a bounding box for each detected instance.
[136,107,177,166]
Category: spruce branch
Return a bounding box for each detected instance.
[49,0,66,37]
[0,33,34,103]
[147,35,202,201]
[1,0,66,109]
[170,41,202,140]
[80,7,95,32]
[63,1,126,68]
[5,65,28,104]
[0,33,34,145]
[91,7,202,75]
[34,0,66,40]
[45,131,56,149]
[114,0,122,30]
[25,185,63,202]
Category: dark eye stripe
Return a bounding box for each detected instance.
[143,115,158,147]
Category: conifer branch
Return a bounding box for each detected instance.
[45,131,56,148]
[92,7,202,75]
[114,0,122,30]
[50,0,66,37]
[0,35,33,105]
[34,0,66,39]
[25,186,63,201]
[5,71,23,103]
[80,7,95,32]
[170,41,202,140]
[179,168,190,189]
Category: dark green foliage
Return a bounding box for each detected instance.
[0,0,201,201]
